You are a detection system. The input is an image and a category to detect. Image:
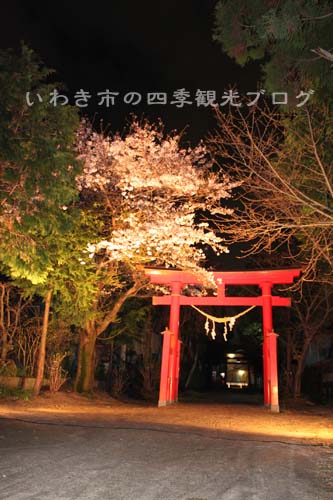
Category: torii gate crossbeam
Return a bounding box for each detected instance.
[145,268,301,413]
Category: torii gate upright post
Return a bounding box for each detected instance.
[169,281,182,404]
[158,281,182,406]
[261,282,273,409]
[158,329,172,406]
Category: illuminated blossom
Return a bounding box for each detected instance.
[76,119,237,286]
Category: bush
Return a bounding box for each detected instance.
[0,359,17,377]
[0,385,31,400]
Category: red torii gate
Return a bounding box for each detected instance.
[145,268,301,412]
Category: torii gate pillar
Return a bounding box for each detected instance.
[261,282,279,412]
[158,281,182,407]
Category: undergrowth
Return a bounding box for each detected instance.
[0,385,31,400]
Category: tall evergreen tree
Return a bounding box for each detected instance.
[214,1,333,100]
[0,44,80,283]
[0,45,98,393]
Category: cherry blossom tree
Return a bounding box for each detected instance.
[74,119,237,391]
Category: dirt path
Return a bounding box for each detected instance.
[1,392,333,444]
[0,393,332,499]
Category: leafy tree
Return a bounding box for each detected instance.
[0,44,81,283]
[213,0,333,100]
[0,45,98,394]
[0,282,32,365]
[26,219,99,394]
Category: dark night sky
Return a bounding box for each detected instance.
[0,0,260,143]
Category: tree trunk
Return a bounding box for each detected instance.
[286,330,293,395]
[142,314,154,397]
[185,346,199,390]
[74,280,143,393]
[105,341,114,392]
[33,290,52,396]
[0,284,7,363]
[74,327,97,392]
[293,363,303,399]
[293,340,311,399]
[1,330,9,363]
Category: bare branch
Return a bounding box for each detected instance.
[210,104,333,285]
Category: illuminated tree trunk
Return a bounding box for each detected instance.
[33,290,52,396]
[0,284,9,363]
[75,281,141,393]
[1,329,9,363]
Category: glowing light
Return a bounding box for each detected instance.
[227,353,236,358]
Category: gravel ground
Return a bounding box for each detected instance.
[0,392,332,500]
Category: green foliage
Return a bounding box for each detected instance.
[102,298,151,345]
[214,1,333,100]
[0,386,31,400]
[0,360,17,377]
[0,44,102,327]
[240,321,262,344]
[9,209,100,328]
[0,44,81,284]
